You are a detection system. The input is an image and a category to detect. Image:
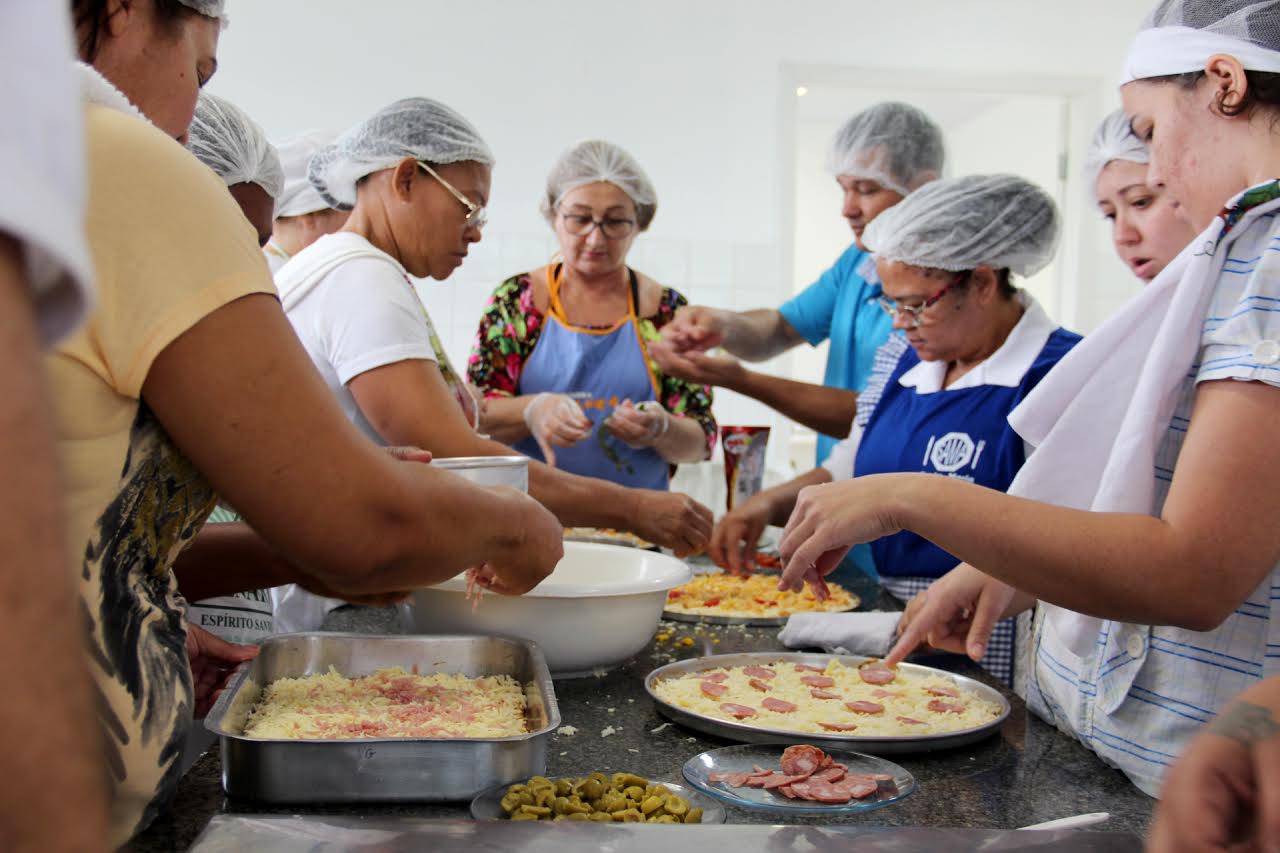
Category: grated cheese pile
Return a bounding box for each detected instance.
[652,658,1001,737]
[664,573,857,618]
[243,666,526,739]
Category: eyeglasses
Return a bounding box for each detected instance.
[417,161,487,230]
[876,272,969,328]
[558,211,637,240]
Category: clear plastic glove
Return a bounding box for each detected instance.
[604,399,669,449]
[658,304,729,353]
[523,392,592,467]
[647,339,745,387]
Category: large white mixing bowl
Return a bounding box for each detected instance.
[407,542,691,677]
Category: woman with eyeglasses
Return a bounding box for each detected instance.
[281,111,714,558]
[707,174,1078,684]
[468,140,717,491]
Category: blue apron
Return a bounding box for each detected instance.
[514,265,670,491]
[855,328,1081,578]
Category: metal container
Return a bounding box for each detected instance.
[645,652,1010,755]
[431,455,529,491]
[204,633,560,803]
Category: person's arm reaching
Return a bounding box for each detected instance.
[142,293,565,597]
[710,467,832,574]
[659,306,805,362]
[779,380,1280,632]
[347,358,713,556]
[0,238,109,853]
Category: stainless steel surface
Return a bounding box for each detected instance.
[469,778,727,823]
[645,652,1011,755]
[662,601,858,627]
[189,816,1144,852]
[204,633,560,803]
[432,456,530,491]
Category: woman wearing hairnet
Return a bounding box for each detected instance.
[1087,110,1195,284]
[468,140,716,490]
[281,105,713,557]
[264,130,350,273]
[650,103,945,466]
[61,9,564,845]
[717,175,1080,685]
[806,0,1280,815]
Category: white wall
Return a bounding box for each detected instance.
[210,0,1152,480]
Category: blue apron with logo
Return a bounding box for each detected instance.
[855,330,1079,578]
[514,266,669,491]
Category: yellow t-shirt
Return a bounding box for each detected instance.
[45,105,276,846]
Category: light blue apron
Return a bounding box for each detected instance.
[514,265,669,490]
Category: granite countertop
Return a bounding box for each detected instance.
[131,600,1153,851]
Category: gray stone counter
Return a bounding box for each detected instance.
[130,604,1153,850]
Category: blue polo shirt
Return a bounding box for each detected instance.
[778,243,893,465]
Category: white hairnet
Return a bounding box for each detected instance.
[1123,1,1280,82]
[177,0,226,22]
[826,102,946,196]
[309,97,495,210]
[274,130,336,218]
[862,174,1060,277]
[540,139,658,230]
[1084,110,1150,194]
[187,92,284,200]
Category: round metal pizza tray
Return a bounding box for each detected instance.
[644,652,1011,755]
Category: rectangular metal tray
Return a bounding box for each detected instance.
[204,633,560,803]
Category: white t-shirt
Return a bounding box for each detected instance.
[279,232,438,444]
[0,3,93,345]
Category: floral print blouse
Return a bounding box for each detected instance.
[467,272,717,454]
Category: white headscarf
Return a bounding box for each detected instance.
[1121,0,1280,83]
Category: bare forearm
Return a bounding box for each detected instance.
[480,396,534,445]
[175,523,300,601]
[887,474,1248,630]
[762,468,832,527]
[727,369,857,438]
[721,309,803,361]
[0,246,108,850]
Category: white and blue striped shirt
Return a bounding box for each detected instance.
[1027,204,1280,798]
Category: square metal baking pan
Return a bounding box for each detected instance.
[204,633,560,803]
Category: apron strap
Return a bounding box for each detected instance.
[547,263,639,327]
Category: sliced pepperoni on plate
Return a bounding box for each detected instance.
[700,680,728,698]
[845,700,885,714]
[761,773,809,790]
[762,697,797,713]
[928,699,966,714]
[720,702,758,719]
[810,689,841,700]
[699,671,729,683]
[818,722,859,732]
[780,745,825,777]
[723,773,752,788]
[708,772,728,783]
[804,781,853,803]
[743,665,777,680]
[812,766,846,783]
[748,677,772,692]
[800,675,836,688]
[836,778,880,800]
[777,785,798,799]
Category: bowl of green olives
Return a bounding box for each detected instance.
[470,772,727,824]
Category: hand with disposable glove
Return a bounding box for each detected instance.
[604,400,669,449]
[523,393,592,467]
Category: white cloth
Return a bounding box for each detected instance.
[1007,184,1280,797]
[1121,26,1280,84]
[0,9,94,346]
[820,292,1053,479]
[779,612,902,658]
[277,232,439,444]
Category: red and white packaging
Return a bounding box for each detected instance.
[721,426,770,511]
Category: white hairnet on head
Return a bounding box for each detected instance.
[862,174,1060,277]
[540,140,658,231]
[1122,0,1280,83]
[187,92,284,200]
[274,130,336,218]
[1084,110,1150,194]
[177,0,227,23]
[826,102,946,196]
[309,97,495,210]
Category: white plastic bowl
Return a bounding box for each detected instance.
[407,542,691,677]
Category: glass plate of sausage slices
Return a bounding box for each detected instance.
[682,743,915,815]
